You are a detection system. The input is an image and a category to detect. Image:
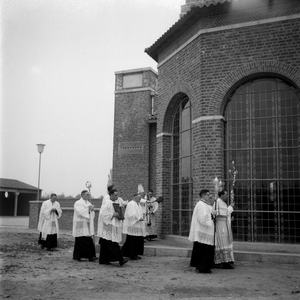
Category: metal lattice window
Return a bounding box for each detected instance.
[224,78,300,243]
[171,96,193,236]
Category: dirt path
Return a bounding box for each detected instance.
[1,227,300,300]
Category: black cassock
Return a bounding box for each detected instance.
[98,237,124,263]
[121,235,144,259]
[38,232,57,250]
[73,236,96,260]
[190,241,215,272]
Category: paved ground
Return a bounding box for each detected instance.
[0,216,29,227]
[1,226,300,300]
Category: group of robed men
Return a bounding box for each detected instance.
[37,186,160,267]
[37,187,235,273]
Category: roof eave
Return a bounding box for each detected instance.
[145,0,290,62]
[145,6,202,62]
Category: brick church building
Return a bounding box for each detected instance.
[112,0,300,244]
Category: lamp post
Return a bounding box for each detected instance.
[37,143,45,201]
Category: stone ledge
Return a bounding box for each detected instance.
[143,245,300,264]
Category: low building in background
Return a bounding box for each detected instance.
[0,178,38,216]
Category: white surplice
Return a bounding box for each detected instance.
[72,198,95,237]
[214,198,234,263]
[37,199,62,240]
[188,200,215,245]
[97,198,123,243]
[123,200,146,237]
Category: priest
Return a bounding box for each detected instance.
[97,188,128,266]
[214,190,235,269]
[145,190,159,241]
[37,193,62,251]
[189,189,217,273]
[72,190,97,262]
[121,191,146,260]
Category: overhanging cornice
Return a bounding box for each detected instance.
[145,0,298,62]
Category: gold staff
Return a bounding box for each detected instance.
[228,161,238,203]
[85,181,92,204]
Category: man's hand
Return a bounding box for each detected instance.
[211,208,217,216]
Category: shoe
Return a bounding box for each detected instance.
[119,258,129,266]
[130,256,138,260]
[99,261,111,265]
[213,263,223,269]
[89,257,98,262]
[223,263,235,269]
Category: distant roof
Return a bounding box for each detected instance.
[0,178,38,191]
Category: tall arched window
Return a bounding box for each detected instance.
[171,96,193,236]
[225,78,300,243]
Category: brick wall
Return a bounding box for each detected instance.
[167,0,300,62]
[29,201,43,229]
[157,17,300,129]
[57,208,99,232]
[192,119,225,200]
[156,134,172,237]
[29,199,102,230]
[56,198,103,208]
[113,69,158,200]
[29,201,100,232]
[108,1,300,238]
[154,1,300,236]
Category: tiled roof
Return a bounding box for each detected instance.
[145,0,286,62]
[0,178,37,191]
[181,0,236,14]
[145,1,238,61]
[145,5,203,61]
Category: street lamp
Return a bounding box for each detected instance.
[36,143,45,201]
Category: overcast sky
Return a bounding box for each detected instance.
[1,0,185,198]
